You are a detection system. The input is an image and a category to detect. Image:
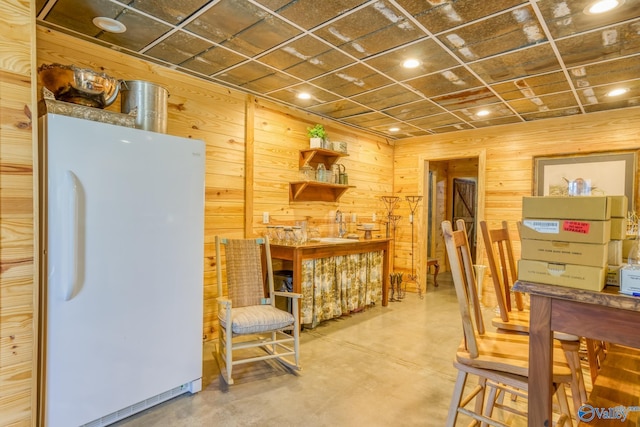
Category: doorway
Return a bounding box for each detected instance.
[423,154,483,279]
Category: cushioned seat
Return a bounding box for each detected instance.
[220,305,295,335]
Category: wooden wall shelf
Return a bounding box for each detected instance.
[299,148,348,169]
[289,181,354,202]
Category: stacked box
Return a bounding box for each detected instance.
[518,196,611,292]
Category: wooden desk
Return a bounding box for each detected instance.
[513,281,640,426]
[270,238,392,308]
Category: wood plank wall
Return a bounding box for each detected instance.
[1,17,637,427]
[35,28,393,343]
[395,108,640,304]
[0,0,37,425]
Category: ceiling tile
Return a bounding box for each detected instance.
[406,66,483,97]
[180,46,247,75]
[452,103,516,121]
[537,0,640,38]
[577,80,640,106]
[408,112,467,130]
[145,31,213,65]
[311,63,393,97]
[185,0,301,57]
[555,20,640,68]
[307,100,371,118]
[469,43,561,83]
[383,100,445,121]
[568,56,640,88]
[431,87,503,110]
[491,71,572,100]
[267,84,341,106]
[468,115,523,128]
[124,0,206,25]
[259,35,354,80]
[215,61,300,92]
[254,0,368,29]
[350,84,423,111]
[44,0,172,51]
[395,0,527,34]
[507,91,579,114]
[430,123,475,133]
[312,1,425,59]
[364,38,459,81]
[521,106,581,121]
[438,5,546,62]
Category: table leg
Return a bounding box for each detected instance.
[527,294,554,426]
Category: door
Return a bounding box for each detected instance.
[43,114,204,426]
[452,178,477,260]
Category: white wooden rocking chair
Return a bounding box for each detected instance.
[215,236,301,385]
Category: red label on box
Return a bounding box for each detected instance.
[563,221,590,234]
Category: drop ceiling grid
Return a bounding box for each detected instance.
[35,0,640,139]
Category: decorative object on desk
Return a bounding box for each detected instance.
[359,223,376,240]
[565,177,591,196]
[307,124,326,148]
[534,150,637,208]
[405,196,423,298]
[38,63,120,108]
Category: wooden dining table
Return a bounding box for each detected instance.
[513,280,640,426]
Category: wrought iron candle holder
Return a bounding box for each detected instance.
[405,195,423,297]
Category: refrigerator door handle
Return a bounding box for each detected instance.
[62,170,80,301]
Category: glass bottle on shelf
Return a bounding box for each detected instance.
[316,164,326,182]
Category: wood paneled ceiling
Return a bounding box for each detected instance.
[36,0,640,139]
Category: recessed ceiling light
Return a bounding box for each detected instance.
[389,127,400,132]
[402,59,420,69]
[297,92,311,100]
[584,0,623,15]
[607,88,629,97]
[476,109,490,117]
[93,17,127,33]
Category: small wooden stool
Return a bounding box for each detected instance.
[427,258,439,287]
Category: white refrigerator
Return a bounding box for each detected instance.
[40,113,205,427]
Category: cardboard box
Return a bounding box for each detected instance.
[608,240,623,266]
[610,218,628,240]
[623,238,636,259]
[607,265,622,286]
[609,195,628,218]
[518,259,606,291]
[521,239,608,267]
[520,219,610,244]
[620,266,640,295]
[522,196,611,220]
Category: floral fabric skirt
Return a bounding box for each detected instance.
[300,251,383,327]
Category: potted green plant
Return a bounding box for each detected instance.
[307,124,327,148]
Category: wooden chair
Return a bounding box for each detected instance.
[585,338,609,383]
[215,236,301,385]
[442,220,572,426]
[480,220,588,415]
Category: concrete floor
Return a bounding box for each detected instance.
[111,274,519,426]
